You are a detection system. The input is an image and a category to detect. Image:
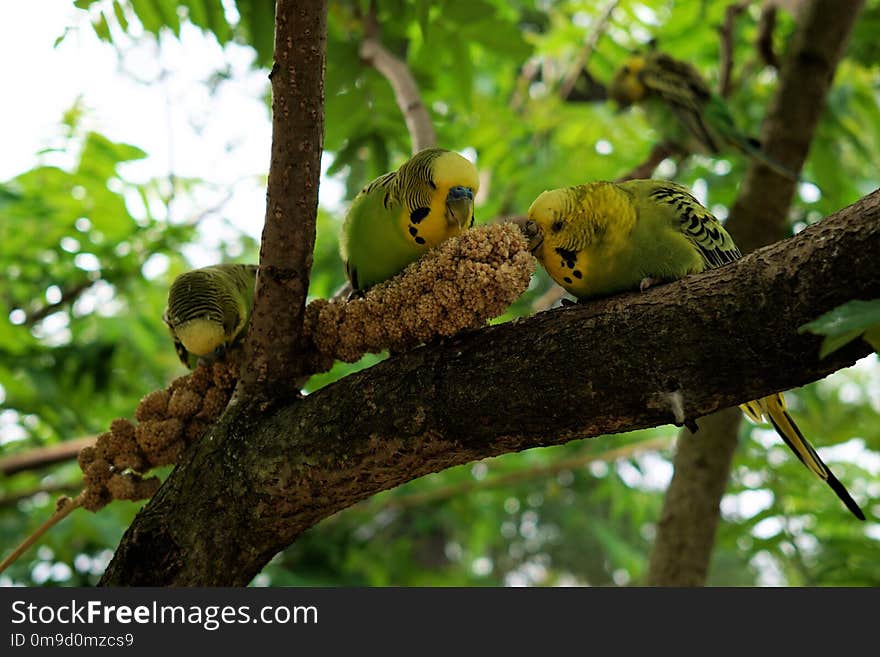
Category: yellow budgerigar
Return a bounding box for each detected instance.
[163,263,257,368]
[340,147,479,291]
[609,51,796,179]
[523,179,864,519]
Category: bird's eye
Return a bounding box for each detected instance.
[551,220,564,233]
[622,65,630,74]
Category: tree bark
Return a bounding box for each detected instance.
[238,0,327,399]
[99,190,880,585]
[646,0,865,586]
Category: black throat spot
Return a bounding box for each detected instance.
[555,246,578,269]
[410,207,431,223]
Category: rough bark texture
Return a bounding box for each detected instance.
[646,0,865,586]
[99,191,880,585]
[645,409,741,586]
[239,0,327,397]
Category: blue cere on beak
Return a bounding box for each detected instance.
[447,186,474,202]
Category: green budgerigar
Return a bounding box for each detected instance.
[340,147,479,291]
[523,179,864,519]
[163,263,257,368]
[608,51,796,179]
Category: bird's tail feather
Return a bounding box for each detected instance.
[730,136,800,181]
[739,393,865,520]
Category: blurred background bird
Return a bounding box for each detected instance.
[608,50,797,180]
[523,179,864,519]
[163,263,257,369]
[339,147,479,292]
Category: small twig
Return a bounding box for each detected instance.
[358,1,436,153]
[757,3,780,68]
[719,1,751,99]
[615,143,679,182]
[0,492,84,574]
[510,59,541,112]
[382,436,675,511]
[559,0,620,101]
[0,482,82,509]
[24,279,97,326]
[0,436,96,476]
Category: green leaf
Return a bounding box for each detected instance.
[112,0,130,32]
[818,329,864,359]
[800,299,880,337]
[443,0,496,25]
[865,326,880,354]
[91,11,113,42]
[416,0,431,40]
[799,299,880,357]
[202,0,232,43]
[129,0,163,35]
[151,0,181,37]
[237,0,276,67]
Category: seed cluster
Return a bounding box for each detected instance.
[303,223,535,365]
[76,362,238,511]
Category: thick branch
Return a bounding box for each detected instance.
[359,3,436,153]
[100,190,880,585]
[238,0,327,397]
[645,409,741,585]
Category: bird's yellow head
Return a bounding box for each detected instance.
[608,55,647,107]
[432,150,479,230]
[525,182,636,297]
[398,148,480,249]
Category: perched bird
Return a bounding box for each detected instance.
[523,179,864,519]
[163,264,258,368]
[608,51,796,180]
[340,147,479,292]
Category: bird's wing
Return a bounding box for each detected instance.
[641,54,722,152]
[645,182,741,269]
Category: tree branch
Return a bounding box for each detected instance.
[359,1,436,153]
[559,0,619,101]
[99,190,880,585]
[24,279,97,326]
[647,0,865,586]
[719,1,749,99]
[757,3,780,68]
[615,143,680,182]
[238,0,327,399]
[0,436,96,476]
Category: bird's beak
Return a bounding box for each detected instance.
[445,186,475,229]
[521,220,544,254]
